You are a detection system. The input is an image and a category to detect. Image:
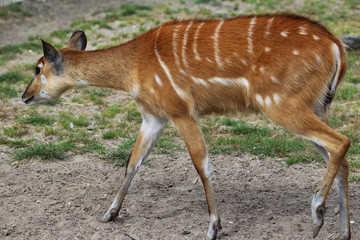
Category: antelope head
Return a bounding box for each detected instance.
[22,30,87,105]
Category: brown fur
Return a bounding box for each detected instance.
[22,14,351,240]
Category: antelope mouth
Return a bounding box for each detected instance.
[22,96,36,105]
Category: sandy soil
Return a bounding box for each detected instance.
[0,0,359,240]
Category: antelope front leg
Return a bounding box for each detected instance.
[102,113,167,222]
[172,116,221,240]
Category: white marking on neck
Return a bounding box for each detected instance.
[213,19,224,68]
[37,62,43,68]
[281,30,288,37]
[313,35,320,41]
[154,74,162,86]
[265,96,272,106]
[173,25,181,66]
[265,47,270,53]
[193,22,204,61]
[41,74,47,85]
[206,57,213,63]
[191,76,209,87]
[248,17,256,54]
[265,17,274,37]
[182,21,193,69]
[271,76,279,84]
[273,93,281,104]
[78,79,89,86]
[255,94,264,106]
[299,26,307,35]
[292,50,300,55]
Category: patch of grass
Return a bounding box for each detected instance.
[85,88,108,105]
[195,0,216,4]
[0,136,35,148]
[0,3,31,20]
[120,4,153,16]
[50,29,72,40]
[336,86,359,100]
[13,142,74,161]
[0,71,26,84]
[102,129,119,139]
[220,118,271,136]
[0,84,18,98]
[18,113,55,126]
[3,126,29,137]
[57,113,89,129]
[102,105,121,118]
[126,108,142,123]
[107,137,136,166]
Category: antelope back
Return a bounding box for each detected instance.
[134,14,346,119]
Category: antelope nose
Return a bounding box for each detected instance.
[22,94,34,104]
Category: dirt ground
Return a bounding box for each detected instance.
[0,0,359,239]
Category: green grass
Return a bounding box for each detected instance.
[18,113,55,126]
[336,86,359,100]
[13,142,74,161]
[107,137,136,166]
[0,71,27,84]
[102,105,121,118]
[0,84,18,98]
[3,126,29,137]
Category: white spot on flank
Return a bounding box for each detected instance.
[206,58,213,63]
[214,19,224,68]
[150,88,155,94]
[259,66,265,74]
[251,65,256,72]
[154,74,162,86]
[299,26,307,35]
[37,62,43,68]
[40,74,47,85]
[315,55,322,65]
[313,35,320,41]
[271,76,279,84]
[191,76,209,87]
[255,94,263,106]
[265,17,274,37]
[77,79,89,86]
[173,25,181,66]
[182,21,193,69]
[248,17,256,54]
[265,47,270,53]
[273,93,281,104]
[281,31,288,37]
[179,69,187,76]
[292,50,300,55]
[155,48,186,100]
[193,22,204,61]
[209,77,249,92]
[265,96,272,106]
[130,84,139,98]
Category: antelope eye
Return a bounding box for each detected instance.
[35,67,40,75]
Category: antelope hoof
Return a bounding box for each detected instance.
[207,215,222,240]
[101,208,118,222]
[312,205,326,238]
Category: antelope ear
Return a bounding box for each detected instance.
[41,39,62,64]
[68,30,87,50]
